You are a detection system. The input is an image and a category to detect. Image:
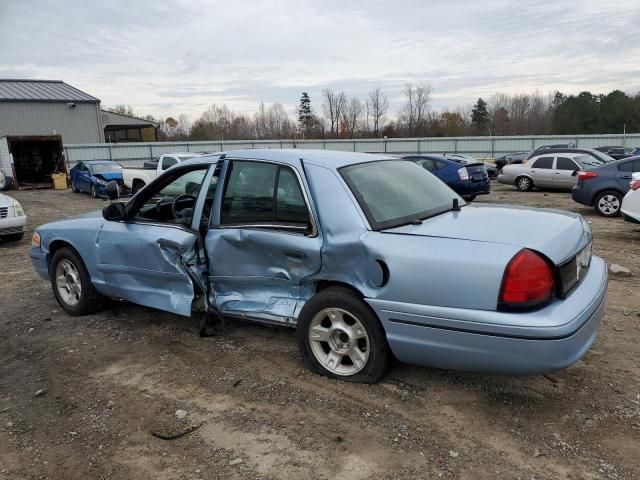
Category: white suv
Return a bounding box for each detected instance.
[0,191,27,242]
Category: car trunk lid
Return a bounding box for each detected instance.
[383,203,590,265]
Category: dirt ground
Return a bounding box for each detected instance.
[1,182,639,480]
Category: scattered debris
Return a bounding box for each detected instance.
[151,422,202,440]
[34,389,47,397]
[175,409,188,419]
[229,458,243,466]
[449,450,459,458]
[609,264,633,277]
[335,435,344,443]
[232,379,242,388]
[534,448,546,457]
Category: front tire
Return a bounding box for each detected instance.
[464,195,477,202]
[71,181,79,193]
[296,287,389,383]
[594,190,622,217]
[133,181,145,194]
[515,176,533,191]
[50,247,105,316]
[90,185,97,198]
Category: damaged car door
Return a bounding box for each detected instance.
[206,159,322,323]
[95,164,216,317]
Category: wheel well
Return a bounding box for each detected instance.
[133,179,145,187]
[314,280,364,298]
[515,175,532,184]
[594,188,623,200]
[47,240,79,269]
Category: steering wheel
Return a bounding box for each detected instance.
[171,194,197,220]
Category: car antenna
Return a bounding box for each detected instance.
[452,198,460,212]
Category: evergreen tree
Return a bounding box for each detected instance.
[471,98,489,132]
[298,92,312,129]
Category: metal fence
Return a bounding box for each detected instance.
[64,133,640,167]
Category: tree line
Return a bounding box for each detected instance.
[108,87,640,142]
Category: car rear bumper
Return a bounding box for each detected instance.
[455,181,490,196]
[571,185,593,206]
[367,255,608,375]
[29,246,50,280]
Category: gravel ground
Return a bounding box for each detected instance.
[1,182,639,479]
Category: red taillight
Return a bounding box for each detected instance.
[630,180,640,191]
[499,249,554,308]
[577,171,598,181]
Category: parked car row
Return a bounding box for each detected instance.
[0,190,26,242]
[29,149,607,383]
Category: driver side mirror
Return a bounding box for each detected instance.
[102,202,126,221]
[104,180,120,200]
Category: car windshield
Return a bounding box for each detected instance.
[575,155,603,169]
[92,163,122,174]
[340,160,462,230]
[177,155,197,161]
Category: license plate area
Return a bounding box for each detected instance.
[558,242,592,297]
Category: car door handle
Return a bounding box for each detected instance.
[283,250,306,260]
[157,238,186,254]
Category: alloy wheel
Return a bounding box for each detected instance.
[308,307,370,376]
[55,259,82,307]
[597,194,620,215]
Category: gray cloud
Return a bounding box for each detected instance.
[0,0,638,121]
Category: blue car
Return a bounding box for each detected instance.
[30,150,606,383]
[403,154,490,201]
[572,156,640,217]
[70,161,124,198]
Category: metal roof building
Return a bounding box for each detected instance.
[0,79,104,144]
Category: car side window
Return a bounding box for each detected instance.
[556,157,578,170]
[532,157,554,169]
[132,167,209,226]
[276,168,309,225]
[162,157,178,170]
[221,161,311,230]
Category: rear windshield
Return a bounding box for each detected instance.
[92,163,122,174]
[340,160,462,230]
[575,155,603,169]
[590,150,614,163]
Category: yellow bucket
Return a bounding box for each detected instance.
[52,173,67,190]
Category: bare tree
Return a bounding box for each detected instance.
[342,97,364,138]
[399,82,432,136]
[322,89,347,137]
[368,88,389,137]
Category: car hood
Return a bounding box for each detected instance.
[383,204,590,265]
[0,193,14,208]
[94,172,122,181]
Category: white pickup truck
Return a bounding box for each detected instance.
[122,152,204,193]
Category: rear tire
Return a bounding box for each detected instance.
[50,247,105,316]
[594,190,622,217]
[515,176,533,191]
[296,287,389,383]
[71,181,79,193]
[464,195,477,202]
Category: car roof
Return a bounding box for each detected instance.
[181,149,398,169]
[84,160,118,164]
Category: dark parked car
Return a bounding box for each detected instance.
[443,153,497,178]
[602,147,639,160]
[495,151,529,170]
[70,161,124,198]
[403,154,490,201]
[572,156,640,217]
[525,148,613,164]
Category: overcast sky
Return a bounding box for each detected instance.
[1,0,639,122]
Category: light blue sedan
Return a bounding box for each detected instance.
[29,150,608,383]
